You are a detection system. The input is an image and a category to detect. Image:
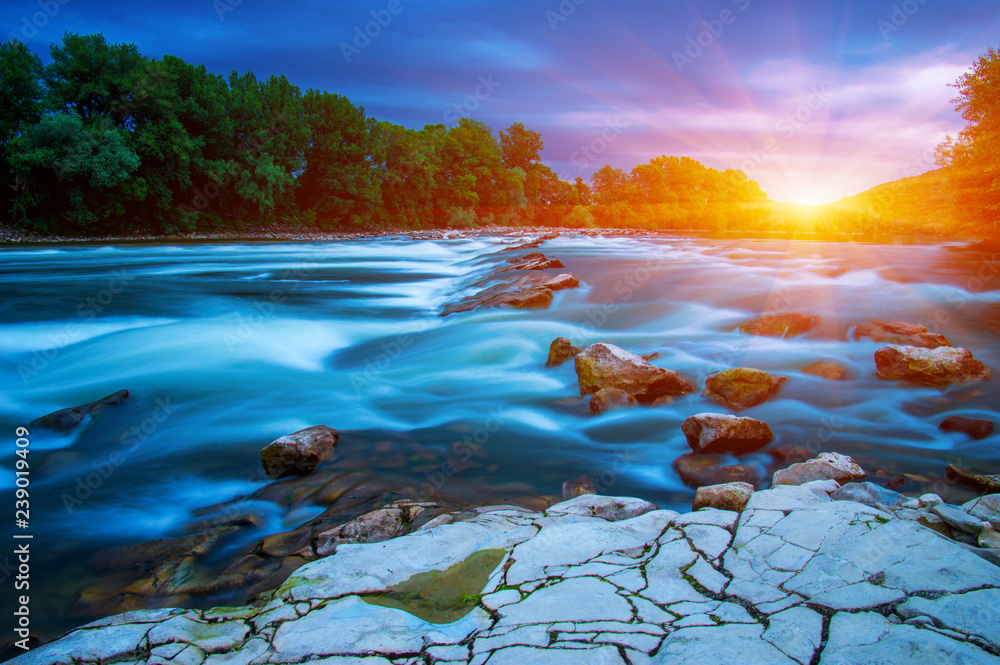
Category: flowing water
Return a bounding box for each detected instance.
[1,234,998,641]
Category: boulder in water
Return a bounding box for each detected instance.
[546,337,581,367]
[261,426,339,478]
[738,312,819,338]
[590,387,637,414]
[802,362,847,381]
[313,503,433,557]
[29,389,130,431]
[693,482,754,512]
[939,416,994,440]
[874,345,990,388]
[672,453,766,489]
[681,413,774,455]
[575,343,695,403]
[500,252,565,272]
[703,368,786,410]
[772,452,865,487]
[946,465,1000,494]
[853,320,950,349]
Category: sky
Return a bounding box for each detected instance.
[4,0,999,204]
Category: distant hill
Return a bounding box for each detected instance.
[824,168,957,236]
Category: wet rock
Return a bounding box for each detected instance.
[693,482,754,512]
[946,465,1000,494]
[546,493,661,521]
[261,426,339,478]
[738,312,819,338]
[91,528,241,572]
[930,505,984,536]
[29,389,129,431]
[500,252,565,272]
[703,368,786,411]
[772,452,865,487]
[477,288,553,310]
[575,343,695,403]
[981,524,1000,550]
[259,527,314,558]
[853,320,950,349]
[546,337,581,367]
[831,482,907,509]
[874,344,990,388]
[590,387,637,414]
[539,273,579,290]
[441,271,579,315]
[681,413,774,455]
[939,415,995,440]
[500,239,543,252]
[561,476,596,500]
[672,453,766,489]
[801,362,847,381]
[313,502,434,557]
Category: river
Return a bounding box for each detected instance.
[1,233,998,642]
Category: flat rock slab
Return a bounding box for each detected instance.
[15,488,1000,665]
[703,368,786,411]
[738,312,819,338]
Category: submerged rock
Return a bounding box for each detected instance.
[853,320,950,349]
[261,426,339,478]
[575,343,695,403]
[772,452,865,487]
[673,453,766,489]
[29,389,129,431]
[681,413,774,455]
[801,362,847,381]
[546,337,581,367]
[875,344,990,388]
[590,387,637,414]
[939,415,995,440]
[703,368,786,411]
[738,312,819,337]
[693,482,754,512]
[946,465,1000,494]
[561,476,596,499]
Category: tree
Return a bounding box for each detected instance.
[936,46,1000,232]
[0,40,43,212]
[499,122,543,171]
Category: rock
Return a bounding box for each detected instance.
[946,465,1000,494]
[853,320,951,349]
[478,288,553,310]
[672,453,766,489]
[561,476,596,499]
[738,312,819,337]
[703,368,786,411]
[500,252,565,272]
[546,337,581,367]
[939,415,995,440]
[981,524,1000,550]
[313,506,416,557]
[962,494,1000,523]
[261,426,339,478]
[874,344,990,388]
[29,389,130,431]
[801,362,847,381]
[772,452,865,487]
[440,272,578,316]
[545,493,661,521]
[540,273,579,291]
[589,387,637,414]
[831,482,907,509]
[930,505,984,536]
[575,343,695,403]
[681,413,774,455]
[693,482,754,512]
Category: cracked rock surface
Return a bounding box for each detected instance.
[14,488,1000,665]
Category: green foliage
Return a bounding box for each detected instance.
[936,46,1000,234]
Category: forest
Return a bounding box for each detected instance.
[1,34,997,237]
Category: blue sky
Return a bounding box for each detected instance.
[4,0,999,202]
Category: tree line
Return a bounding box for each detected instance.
[0,34,996,237]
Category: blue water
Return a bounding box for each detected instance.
[1,234,998,639]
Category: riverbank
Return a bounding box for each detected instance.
[9,484,1000,665]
